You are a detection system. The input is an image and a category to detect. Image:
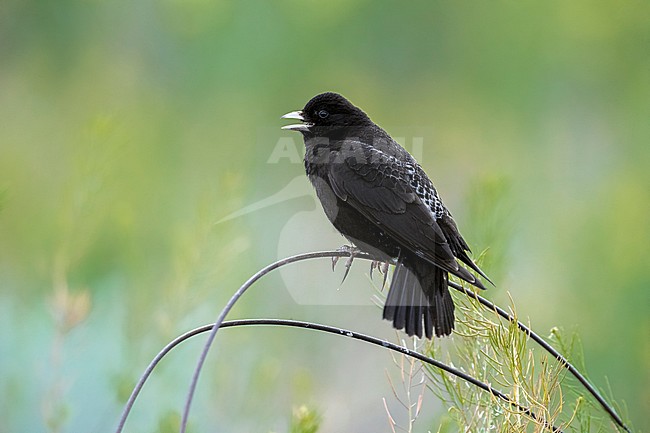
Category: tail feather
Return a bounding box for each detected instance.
[405,275,424,338]
[384,264,415,331]
[430,267,454,337]
[423,304,434,340]
[383,261,455,339]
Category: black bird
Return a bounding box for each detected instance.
[282,92,492,338]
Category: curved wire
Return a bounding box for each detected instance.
[176,251,376,433]
[116,251,373,433]
[114,250,629,433]
[117,318,564,433]
[447,281,630,433]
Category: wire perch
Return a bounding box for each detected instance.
[114,250,630,433]
[115,318,564,433]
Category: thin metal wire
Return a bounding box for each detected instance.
[114,250,630,433]
[117,318,564,433]
[447,280,630,433]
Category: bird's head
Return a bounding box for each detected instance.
[281,92,371,137]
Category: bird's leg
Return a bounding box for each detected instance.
[331,245,361,284]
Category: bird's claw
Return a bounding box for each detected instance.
[331,245,360,284]
[369,260,383,279]
[381,262,390,289]
[369,260,391,290]
[369,261,378,279]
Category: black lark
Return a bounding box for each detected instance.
[282,92,492,338]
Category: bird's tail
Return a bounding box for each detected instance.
[383,261,454,339]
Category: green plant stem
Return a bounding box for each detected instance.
[447,281,630,433]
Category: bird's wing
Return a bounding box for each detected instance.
[438,212,493,285]
[327,142,482,286]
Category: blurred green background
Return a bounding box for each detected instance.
[1,1,648,432]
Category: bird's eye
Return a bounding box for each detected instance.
[317,110,329,119]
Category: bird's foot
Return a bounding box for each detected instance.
[370,261,391,289]
[331,245,361,284]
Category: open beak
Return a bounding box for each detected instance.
[281,110,312,132]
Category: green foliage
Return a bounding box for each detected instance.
[0,0,647,431]
[420,286,629,432]
[289,405,321,433]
